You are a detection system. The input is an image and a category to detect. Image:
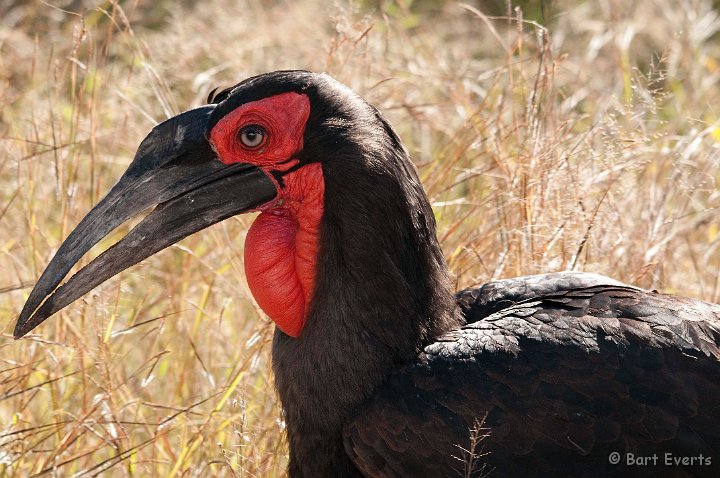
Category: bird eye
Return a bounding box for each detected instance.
[238,125,266,149]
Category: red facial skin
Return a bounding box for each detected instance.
[210,92,323,337]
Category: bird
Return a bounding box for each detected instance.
[14,70,720,477]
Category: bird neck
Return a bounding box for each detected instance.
[270,137,462,475]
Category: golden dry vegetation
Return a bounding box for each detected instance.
[1,0,719,476]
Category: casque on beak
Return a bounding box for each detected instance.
[14,105,277,338]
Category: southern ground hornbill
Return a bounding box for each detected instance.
[14,71,720,477]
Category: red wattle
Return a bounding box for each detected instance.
[245,211,305,336]
[244,163,324,337]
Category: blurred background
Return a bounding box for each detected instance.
[1,0,719,476]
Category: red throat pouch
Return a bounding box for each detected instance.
[244,162,324,337]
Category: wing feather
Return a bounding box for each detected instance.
[345,273,720,477]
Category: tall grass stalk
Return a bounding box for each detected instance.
[1,1,719,476]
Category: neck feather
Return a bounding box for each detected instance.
[271,135,462,475]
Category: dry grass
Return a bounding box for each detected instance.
[1,0,719,476]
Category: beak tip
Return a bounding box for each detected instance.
[14,312,43,339]
[13,326,27,340]
[13,308,32,339]
[13,320,30,339]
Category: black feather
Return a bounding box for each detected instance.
[206,72,720,478]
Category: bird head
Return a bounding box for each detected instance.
[15,71,455,343]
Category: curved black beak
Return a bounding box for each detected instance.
[14,105,277,338]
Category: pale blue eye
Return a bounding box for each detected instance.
[239,125,266,148]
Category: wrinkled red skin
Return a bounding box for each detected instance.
[210,93,323,337]
[243,163,323,337]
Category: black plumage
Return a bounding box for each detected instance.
[214,73,720,477]
[347,274,720,477]
[16,71,720,477]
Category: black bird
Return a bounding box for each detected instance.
[15,71,720,477]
